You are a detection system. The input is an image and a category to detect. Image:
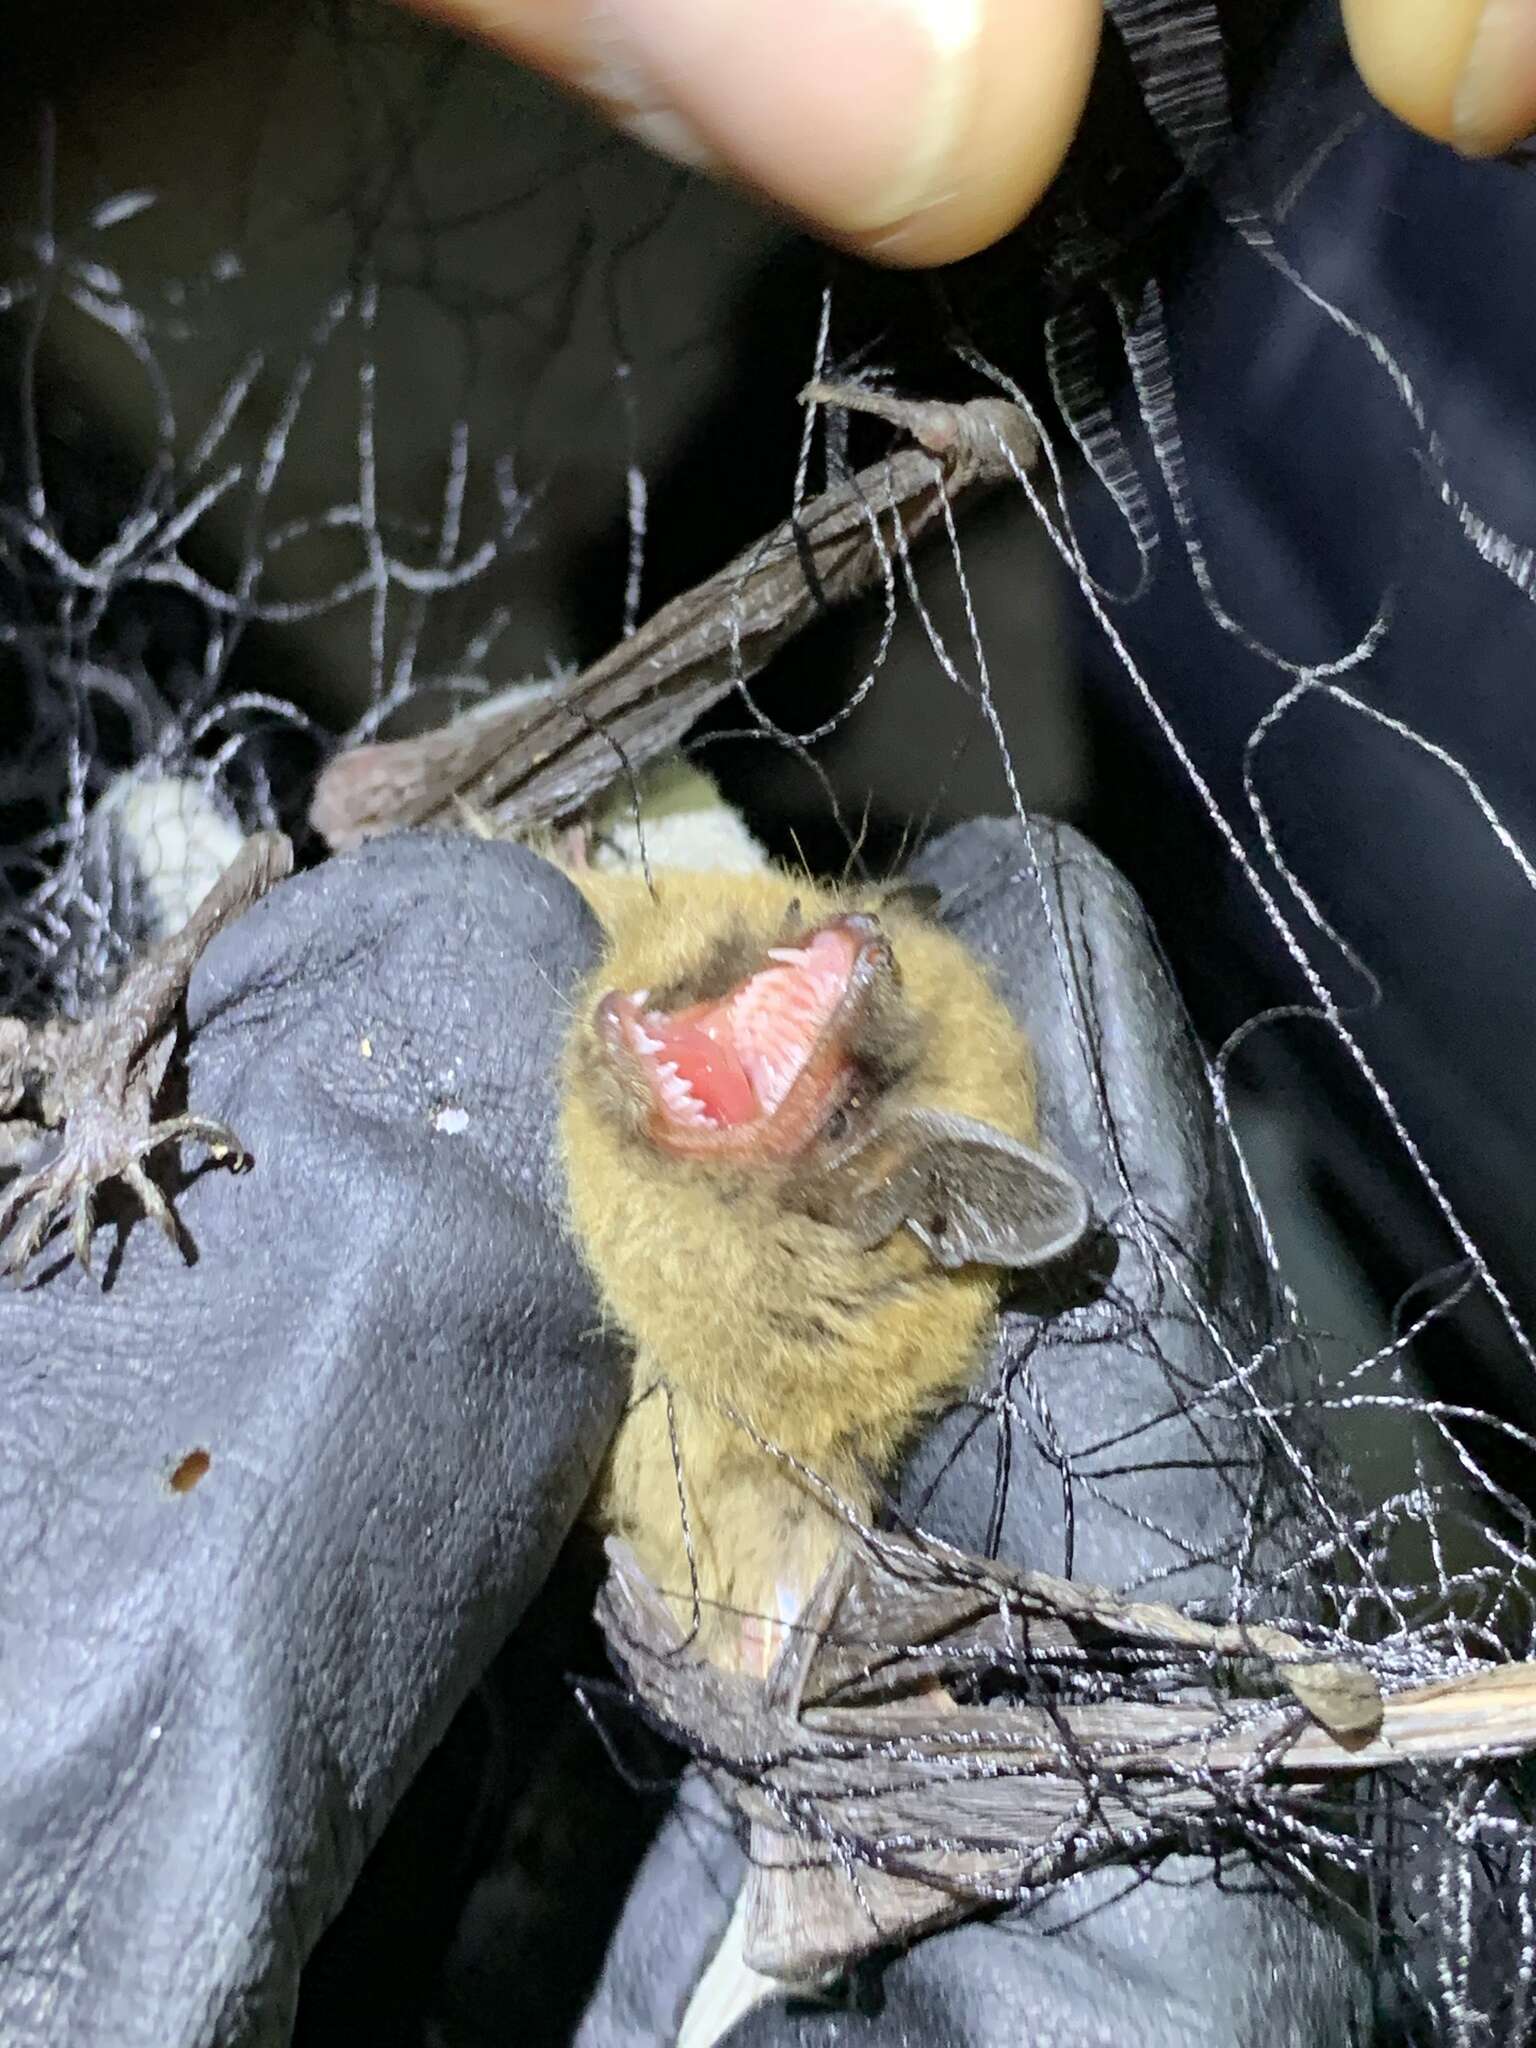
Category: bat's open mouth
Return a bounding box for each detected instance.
[596,914,891,1160]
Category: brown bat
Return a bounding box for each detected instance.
[559,863,1090,1675]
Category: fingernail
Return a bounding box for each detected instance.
[576,4,722,172]
[836,0,985,232]
[1454,0,1536,155]
[579,0,984,237]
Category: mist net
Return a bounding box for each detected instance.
[4,3,1536,2043]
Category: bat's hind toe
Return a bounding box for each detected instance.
[0,1097,247,1281]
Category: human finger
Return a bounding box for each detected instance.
[1342,0,1536,157]
[400,0,1103,266]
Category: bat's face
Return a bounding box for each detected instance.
[575,877,1087,1272]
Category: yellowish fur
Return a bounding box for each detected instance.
[559,867,1038,1668]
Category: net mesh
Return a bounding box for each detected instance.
[4,4,1536,2042]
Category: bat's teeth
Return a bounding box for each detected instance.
[750,1047,809,1116]
[652,1060,717,1128]
[630,1024,664,1055]
[765,946,802,965]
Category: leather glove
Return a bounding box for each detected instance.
[0,830,624,2047]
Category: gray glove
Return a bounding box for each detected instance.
[576,817,1372,2046]
[0,831,624,2047]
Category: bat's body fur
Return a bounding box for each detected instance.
[561,866,1045,1670]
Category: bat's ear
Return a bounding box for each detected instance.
[810,1108,1091,1272]
[876,879,943,920]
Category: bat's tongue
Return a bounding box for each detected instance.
[639,1015,757,1127]
[617,925,860,1132]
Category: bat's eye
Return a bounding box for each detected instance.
[822,1092,863,1144]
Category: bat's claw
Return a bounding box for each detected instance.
[121,1158,186,1256]
[71,1180,96,1277]
[145,1112,251,1172]
[0,1186,55,1281]
[0,830,288,1283]
[0,1097,250,1281]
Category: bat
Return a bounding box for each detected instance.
[559,862,1091,1676]
[554,854,1398,2045]
[308,378,1068,1676]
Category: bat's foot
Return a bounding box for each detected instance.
[0,831,290,1282]
[0,1089,249,1280]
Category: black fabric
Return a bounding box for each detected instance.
[1070,11,1536,1428]
[0,832,623,2046]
